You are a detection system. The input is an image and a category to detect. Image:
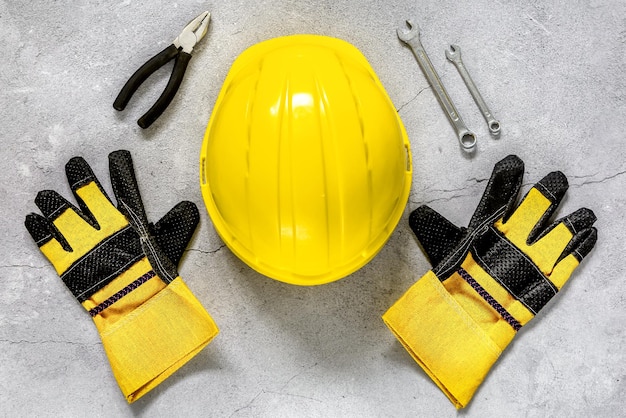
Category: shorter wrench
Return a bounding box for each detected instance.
[446,44,501,136]
[397,19,476,151]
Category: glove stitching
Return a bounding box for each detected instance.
[536,181,557,200]
[48,202,69,219]
[99,277,182,337]
[119,199,149,236]
[143,236,175,283]
[458,267,522,331]
[69,175,94,190]
[470,242,538,316]
[472,239,534,309]
[36,234,52,245]
[88,270,156,317]
[566,218,577,234]
[120,199,175,283]
[435,207,506,279]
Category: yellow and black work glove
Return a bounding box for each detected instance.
[382,155,597,409]
[24,150,219,403]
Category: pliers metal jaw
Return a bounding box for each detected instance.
[113,11,211,129]
[174,11,211,53]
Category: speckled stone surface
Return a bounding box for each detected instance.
[1,1,625,416]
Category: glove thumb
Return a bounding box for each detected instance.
[150,201,200,267]
[409,205,465,267]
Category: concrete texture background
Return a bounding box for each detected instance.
[1,0,625,416]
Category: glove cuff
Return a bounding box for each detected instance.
[97,277,219,403]
[382,270,502,409]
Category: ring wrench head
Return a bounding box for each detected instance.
[488,120,501,135]
[459,130,477,151]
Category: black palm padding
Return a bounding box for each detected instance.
[62,226,144,302]
[31,153,146,301]
[471,225,557,314]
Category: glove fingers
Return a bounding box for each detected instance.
[109,150,149,229]
[151,201,200,266]
[563,207,597,235]
[551,226,597,289]
[34,188,97,232]
[65,156,109,228]
[34,189,73,220]
[24,212,72,252]
[537,207,597,243]
[516,171,569,244]
[25,213,51,245]
[524,206,596,273]
[66,155,105,197]
[409,205,464,267]
[573,226,598,261]
[469,154,525,229]
[558,223,598,264]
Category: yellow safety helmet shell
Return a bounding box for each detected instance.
[200,35,412,285]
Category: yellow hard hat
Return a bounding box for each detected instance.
[200,35,412,285]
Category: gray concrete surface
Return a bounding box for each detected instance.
[1,0,625,416]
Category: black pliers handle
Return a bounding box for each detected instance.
[113,11,211,129]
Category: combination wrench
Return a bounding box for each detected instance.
[397,19,476,151]
[446,44,501,136]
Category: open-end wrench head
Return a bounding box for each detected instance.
[445,44,462,63]
[397,19,421,43]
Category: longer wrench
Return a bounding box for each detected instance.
[397,19,476,151]
[446,44,501,136]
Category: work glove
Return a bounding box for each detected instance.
[24,150,219,403]
[382,155,597,408]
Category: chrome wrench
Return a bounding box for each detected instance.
[446,44,501,136]
[397,19,476,151]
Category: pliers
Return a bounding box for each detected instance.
[113,11,211,129]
